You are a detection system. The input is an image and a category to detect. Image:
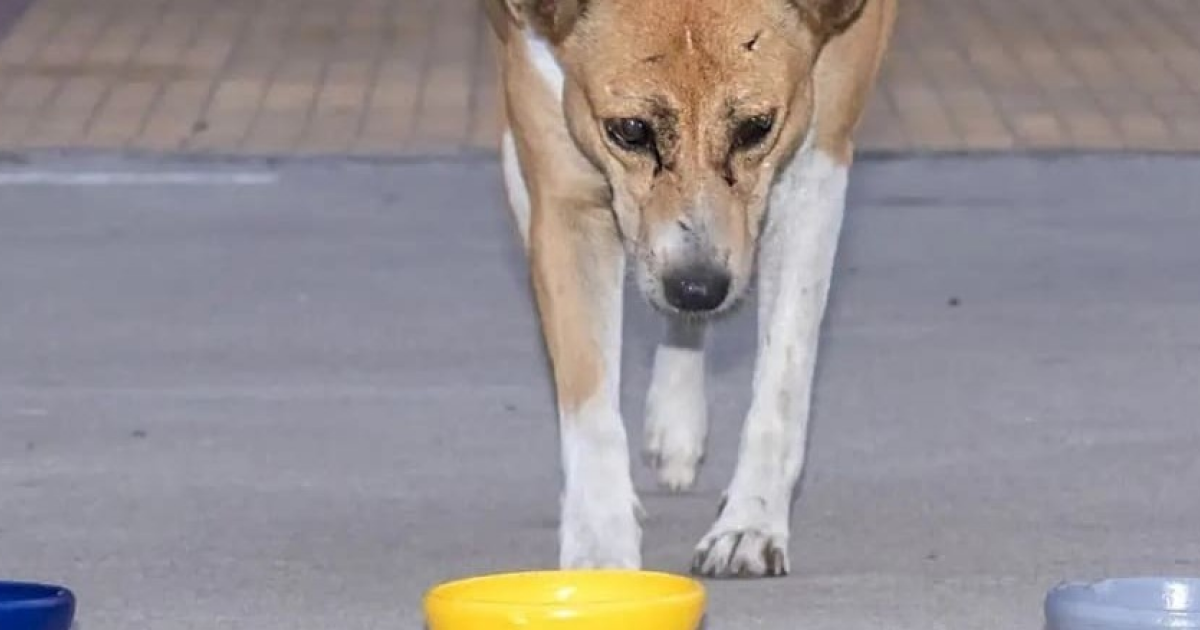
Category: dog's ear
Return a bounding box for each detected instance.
[791,0,867,37]
[522,0,590,43]
[483,0,523,42]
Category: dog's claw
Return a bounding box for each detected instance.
[691,528,789,579]
[766,546,789,576]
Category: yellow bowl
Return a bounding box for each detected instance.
[423,570,706,630]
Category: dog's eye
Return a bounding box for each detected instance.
[605,118,654,151]
[731,114,775,151]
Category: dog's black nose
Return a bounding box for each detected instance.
[663,266,731,312]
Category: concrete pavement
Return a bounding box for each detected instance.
[2,154,1199,629]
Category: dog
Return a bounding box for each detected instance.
[483,0,896,578]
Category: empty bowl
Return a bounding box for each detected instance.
[1045,577,1200,630]
[0,581,76,630]
[424,570,706,630]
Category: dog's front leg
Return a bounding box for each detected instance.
[529,201,641,570]
[644,319,708,491]
[692,148,849,578]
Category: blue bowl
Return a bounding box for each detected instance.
[1045,577,1200,630]
[0,582,76,630]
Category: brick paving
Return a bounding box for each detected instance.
[1,0,1199,156]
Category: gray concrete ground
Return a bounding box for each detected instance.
[1,153,1199,630]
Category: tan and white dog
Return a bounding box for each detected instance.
[484,0,896,578]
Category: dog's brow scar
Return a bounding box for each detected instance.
[684,27,695,52]
[743,31,762,51]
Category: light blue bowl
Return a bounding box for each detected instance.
[1045,577,1200,630]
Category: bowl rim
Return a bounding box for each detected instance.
[1046,576,1200,613]
[0,581,75,613]
[425,569,706,609]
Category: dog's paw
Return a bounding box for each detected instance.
[560,495,643,569]
[643,350,707,491]
[691,527,789,578]
[690,495,790,578]
[642,413,704,491]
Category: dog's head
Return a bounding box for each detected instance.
[500,0,863,316]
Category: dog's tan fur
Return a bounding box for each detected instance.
[485,0,896,574]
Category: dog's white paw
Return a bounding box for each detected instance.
[642,411,705,491]
[692,527,789,578]
[560,495,643,569]
[558,402,642,569]
[690,496,790,578]
[643,346,707,491]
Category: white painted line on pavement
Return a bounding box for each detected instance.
[0,171,279,186]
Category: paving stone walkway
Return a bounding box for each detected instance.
[1,0,1199,156]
